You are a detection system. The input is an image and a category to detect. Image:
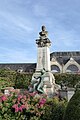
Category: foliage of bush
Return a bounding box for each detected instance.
[0,68,80,90]
[14,72,31,89]
[0,69,32,89]
[0,91,46,120]
[0,69,16,89]
[41,97,67,120]
[54,73,80,87]
[63,90,80,120]
[0,90,67,120]
[0,69,68,120]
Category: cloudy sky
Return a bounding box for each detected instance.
[0,0,80,63]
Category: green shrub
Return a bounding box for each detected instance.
[0,68,80,90]
[14,72,32,89]
[41,97,67,120]
[0,69,32,89]
[0,77,15,89]
[0,91,46,120]
[54,73,80,87]
[63,90,80,120]
[0,69,16,89]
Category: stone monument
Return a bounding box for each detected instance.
[31,26,60,97]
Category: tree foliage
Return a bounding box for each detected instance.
[0,68,32,89]
[54,73,80,87]
[14,72,31,89]
[63,90,80,120]
[41,97,67,120]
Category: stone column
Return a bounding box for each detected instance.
[36,39,51,72]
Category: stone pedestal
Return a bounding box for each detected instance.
[59,88,75,101]
[36,46,50,71]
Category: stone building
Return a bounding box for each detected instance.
[50,51,80,73]
[0,63,36,73]
[0,51,80,74]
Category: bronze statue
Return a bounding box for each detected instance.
[31,68,46,94]
[39,26,48,39]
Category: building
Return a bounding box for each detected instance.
[0,51,80,74]
[0,63,36,73]
[50,51,80,73]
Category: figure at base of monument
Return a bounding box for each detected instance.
[30,68,46,94]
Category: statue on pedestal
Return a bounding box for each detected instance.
[36,26,51,47]
[39,25,48,39]
[30,25,60,97]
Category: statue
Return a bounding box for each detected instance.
[39,26,48,39]
[36,25,51,47]
[31,68,46,94]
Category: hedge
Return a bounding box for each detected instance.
[41,97,67,120]
[0,68,80,90]
[63,90,80,120]
[0,69,32,90]
[54,73,80,87]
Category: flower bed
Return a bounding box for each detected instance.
[0,90,67,120]
[0,91,47,120]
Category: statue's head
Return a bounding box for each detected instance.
[42,25,46,31]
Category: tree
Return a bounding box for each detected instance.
[63,90,80,120]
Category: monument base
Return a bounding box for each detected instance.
[31,71,60,97]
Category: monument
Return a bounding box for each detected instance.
[30,26,60,97]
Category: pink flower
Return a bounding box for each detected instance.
[29,93,35,97]
[38,98,46,108]
[18,106,23,112]
[23,95,26,100]
[15,107,19,112]
[12,104,25,112]
[39,98,46,104]
[17,95,23,101]
[12,104,18,109]
[12,104,19,112]
[21,105,25,109]
[1,95,7,101]
[18,105,25,112]
[29,92,37,97]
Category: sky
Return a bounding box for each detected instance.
[0,0,80,63]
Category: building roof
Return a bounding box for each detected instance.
[50,51,80,65]
[0,63,36,72]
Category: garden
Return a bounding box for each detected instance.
[0,68,80,120]
[0,90,67,120]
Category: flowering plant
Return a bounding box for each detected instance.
[0,91,46,120]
